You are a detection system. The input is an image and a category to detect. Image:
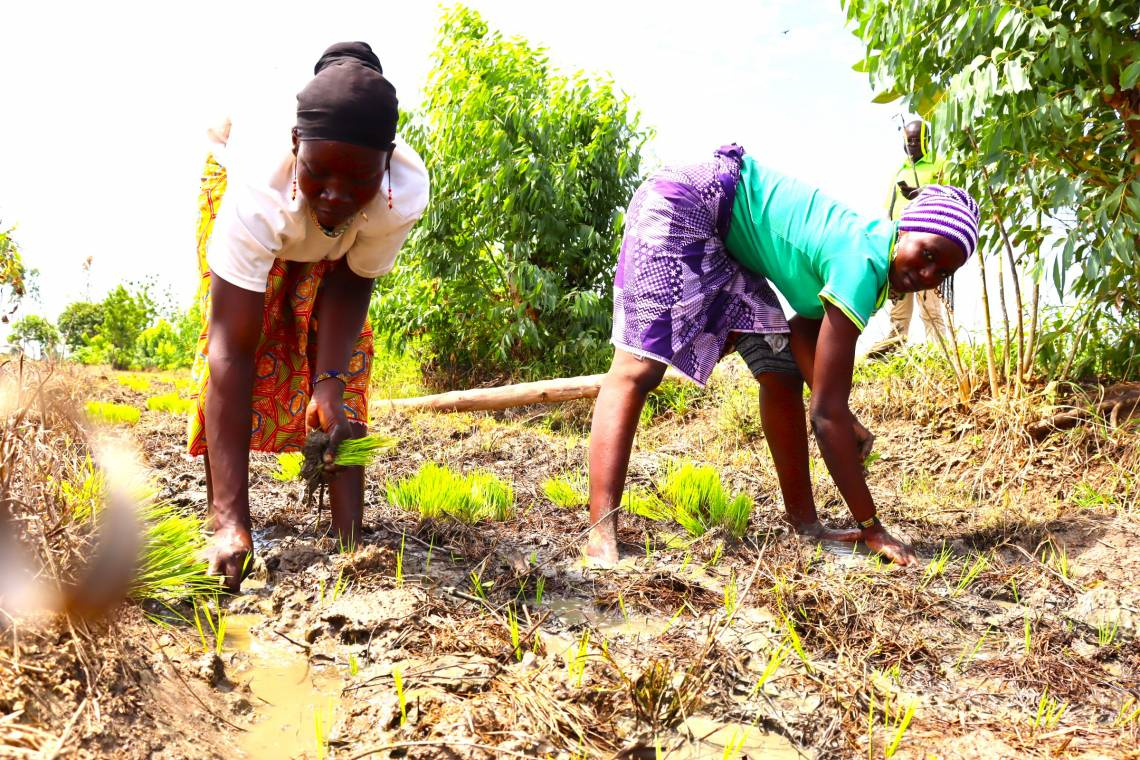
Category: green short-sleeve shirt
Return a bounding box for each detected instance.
[724,156,897,331]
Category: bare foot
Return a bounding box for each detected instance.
[204,525,253,594]
[585,526,619,567]
[790,519,864,543]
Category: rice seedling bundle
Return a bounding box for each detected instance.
[145,393,195,415]
[387,463,515,523]
[85,401,141,426]
[333,434,398,467]
[541,473,588,508]
[659,461,752,539]
[115,373,152,393]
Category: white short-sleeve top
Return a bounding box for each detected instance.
[205,113,430,293]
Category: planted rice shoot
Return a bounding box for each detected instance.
[1098,619,1119,647]
[193,599,228,655]
[1113,698,1140,728]
[1032,687,1068,732]
[333,434,398,467]
[85,400,141,426]
[393,668,407,726]
[387,463,515,523]
[1040,541,1071,579]
[145,392,194,415]
[751,641,790,695]
[659,461,752,539]
[542,473,589,508]
[952,552,989,596]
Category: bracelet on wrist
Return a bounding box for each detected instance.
[857,515,882,530]
[314,370,347,387]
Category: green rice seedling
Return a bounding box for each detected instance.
[781,616,812,672]
[954,626,992,672]
[542,473,589,508]
[1040,541,1070,579]
[534,576,545,606]
[507,605,522,661]
[469,570,490,602]
[721,728,746,759]
[116,373,152,393]
[145,392,194,415]
[330,569,349,602]
[1032,688,1067,732]
[880,695,917,759]
[706,541,724,568]
[271,451,304,481]
[1098,619,1119,647]
[1023,615,1032,655]
[1070,481,1115,510]
[469,471,515,521]
[387,462,470,519]
[723,572,739,617]
[1113,698,1140,728]
[425,537,434,573]
[333,434,397,467]
[85,400,141,426]
[1009,576,1020,603]
[565,630,590,686]
[952,553,989,596]
[348,653,360,677]
[622,487,671,520]
[659,461,753,539]
[751,641,790,695]
[920,543,951,587]
[192,599,228,655]
[393,667,407,726]
[395,532,406,587]
[314,703,332,760]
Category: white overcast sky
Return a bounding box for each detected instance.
[2,0,983,346]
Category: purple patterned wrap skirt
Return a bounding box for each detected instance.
[612,145,788,385]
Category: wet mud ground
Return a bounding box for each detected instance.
[6,363,1140,758]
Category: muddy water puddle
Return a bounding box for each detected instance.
[225,614,343,760]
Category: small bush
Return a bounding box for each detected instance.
[542,473,589,508]
[659,461,752,539]
[85,401,141,426]
[387,463,515,523]
[145,393,194,415]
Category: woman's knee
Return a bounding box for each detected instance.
[755,370,803,397]
[607,351,667,396]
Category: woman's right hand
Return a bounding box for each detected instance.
[862,526,916,566]
[205,524,254,594]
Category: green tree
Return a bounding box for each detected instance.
[0,225,27,323]
[99,284,155,370]
[845,0,1140,383]
[373,5,649,381]
[58,301,106,352]
[8,314,60,359]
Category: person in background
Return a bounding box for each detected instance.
[191,42,429,592]
[868,119,948,358]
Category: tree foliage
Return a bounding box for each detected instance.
[96,284,156,370]
[58,301,105,352]
[373,5,649,381]
[845,0,1140,380]
[7,315,60,359]
[0,225,27,323]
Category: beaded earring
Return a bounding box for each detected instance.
[291,156,298,201]
[386,151,393,210]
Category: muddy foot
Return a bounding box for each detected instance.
[585,528,619,567]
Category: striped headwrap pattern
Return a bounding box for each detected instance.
[898,185,981,261]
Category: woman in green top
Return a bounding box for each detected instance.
[588,144,979,566]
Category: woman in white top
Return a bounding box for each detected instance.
[188,42,429,592]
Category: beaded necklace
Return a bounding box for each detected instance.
[308,206,355,238]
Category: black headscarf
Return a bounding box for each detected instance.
[295,42,398,151]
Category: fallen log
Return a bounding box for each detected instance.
[376,367,692,413]
[1027,388,1140,440]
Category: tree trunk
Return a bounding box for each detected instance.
[376,368,692,413]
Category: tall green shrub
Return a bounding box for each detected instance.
[373,5,649,381]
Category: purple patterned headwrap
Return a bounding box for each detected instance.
[898,185,981,261]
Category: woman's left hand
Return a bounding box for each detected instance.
[305,381,353,473]
[852,418,875,462]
